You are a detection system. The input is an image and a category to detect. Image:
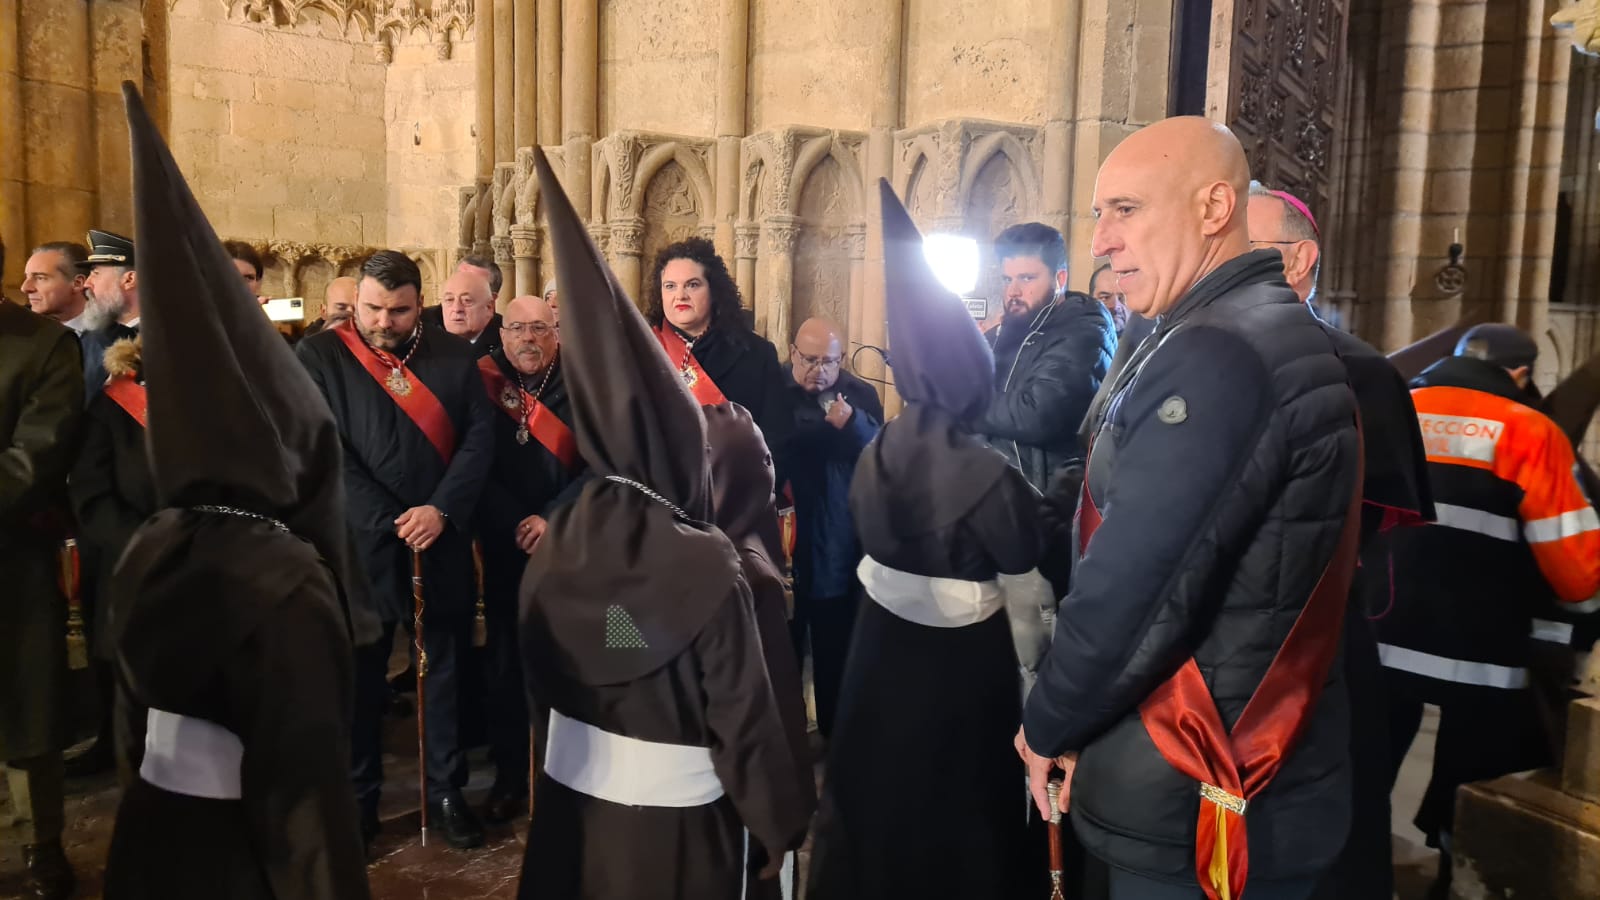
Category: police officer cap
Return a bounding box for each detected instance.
[78,229,135,270]
[1454,323,1537,370]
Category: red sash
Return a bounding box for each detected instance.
[476,357,579,470]
[103,376,148,428]
[334,323,456,462]
[1076,422,1364,900]
[654,325,728,406]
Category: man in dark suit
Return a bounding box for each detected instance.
[77,230,142,400]
[420,254,502,332]
[297,250,494,850]
[0,238,85,900]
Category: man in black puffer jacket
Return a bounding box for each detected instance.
[1020,117,1361,900]
[976,223,1115,493]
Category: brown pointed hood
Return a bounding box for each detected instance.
[704,401,783,561]
[520,147,739,686]
[1388,317,1482,382]
[1540,351,1600,447]
[849,181,1015,573]
[115,82,370,642]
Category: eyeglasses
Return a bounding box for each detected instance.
[502,322,555,337]
[792,348,842,370]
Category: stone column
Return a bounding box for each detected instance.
[1042,0,1083,270]
[734,223,760,307]
[763,215,801,348]
[494,0,515,166]
[513,0,536,151]
[91,0,141,232]
[846,223,866,348]
[713,0,750,259]
[536,0,562,147]
[864,0,904,414]
[474,0,495,179]
[0,0,22,298]
[510,224,541,303]
[492,235,515,309]
[610,216,646,303]
[562,0,598,219]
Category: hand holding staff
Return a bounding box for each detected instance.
[412,548,429,846]
[1047,778,1065,900]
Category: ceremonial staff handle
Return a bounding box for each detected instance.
[412,548,429,846]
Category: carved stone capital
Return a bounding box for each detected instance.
[227,2,477,59]
[845,224,867,260]
[372,36,393,64]
[491,235,514,265]
[587,224,612,256]
[734,224,761,259]
[764,216,802,254]
[435,34,452,61]
[698,225,716,242]
[610,217,646,257]
[509,224,542,258]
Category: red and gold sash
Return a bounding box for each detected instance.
[103,376,148,428]
[334,322,456,462]
[655,325,728,406]
[1075,423,1364,900]
[476,356,579,470]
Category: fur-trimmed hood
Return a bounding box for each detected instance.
[104,335,142,380]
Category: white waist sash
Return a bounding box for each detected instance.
[140,708,244,800]
[544,709,724,807]
[857,556,1004,628]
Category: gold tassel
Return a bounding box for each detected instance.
[1207,802,1232,900]
[61,540,88,671]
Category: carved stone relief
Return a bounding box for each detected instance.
[242,237,379,317]
[965,151,1027,306]
[793,155,855,337]
[224,0,473,58]
[639,161,703,270]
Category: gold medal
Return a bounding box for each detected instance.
[681,365,698,388]
[386,368,413,396]
[515,424,531,445]
[500,385,522,412]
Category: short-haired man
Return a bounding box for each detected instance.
[1021,117,1362,898]
[1375,324,1600,898]
[1245,182,1335,325]
[777,317,883,738]
[78,230,143,400]
[305,276,358,336]
[421,254,503,330]
[473,294,584,822]
[297,250,495,850]
[974,222,1115,493]
[21,242,89,332]
[439,268,501,358]
[222,239,267,303]
[543,278,560,323]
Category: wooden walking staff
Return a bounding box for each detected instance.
[1046,778,1066,900]
[412,549,430,846]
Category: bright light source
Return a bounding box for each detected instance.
[923,233,979,296]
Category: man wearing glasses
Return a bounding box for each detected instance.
[779,317,883,739]
[474,294,585,824]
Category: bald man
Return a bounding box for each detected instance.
[1019,117,1361,900]
[778,318,883,737]
[474,294,584,822]
[439,270,501,358]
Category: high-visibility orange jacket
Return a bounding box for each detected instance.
[1372,356,1600,699]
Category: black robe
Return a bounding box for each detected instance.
[69,389,157,659]
[681,327,794,470]
[476,351,585,557]
[807,405,1040,900]
[296,327,494,624]
[421,306,503,359]
[103,510,369,900]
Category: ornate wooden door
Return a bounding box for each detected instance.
[1209,0,1351,225]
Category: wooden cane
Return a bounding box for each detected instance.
[1046,778,1065,900]
[412,549,429,847]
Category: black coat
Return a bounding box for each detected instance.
[476,351,585,601]
[422,306,502,359]
[1024,252,1361,884]
[686,327,794,477]
[296,327,494,625]
[977,292,1114,492]
[776,368,882,599]
[82,322,139,400]
[69,390,158,658]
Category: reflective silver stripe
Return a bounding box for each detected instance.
[1531,619,1574,645]
[1377,643,1529,689]
[1524,507,1600,544]
[1432,503,1520,541]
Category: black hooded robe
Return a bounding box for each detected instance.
[806,406,1041,900]
[103,513,368,900]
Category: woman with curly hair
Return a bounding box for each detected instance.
[645,238,793,458]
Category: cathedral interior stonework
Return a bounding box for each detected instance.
[1,0,1597,442]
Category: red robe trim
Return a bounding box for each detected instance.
[476,356,579,470]
[334,322,456,462]
[103,376,148,428]
[654,325,729,406]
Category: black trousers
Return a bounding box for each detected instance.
[352,615,470,808]
[1384,678,1551,846]
[789,586,859,738]
[1107,869,1317,900]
